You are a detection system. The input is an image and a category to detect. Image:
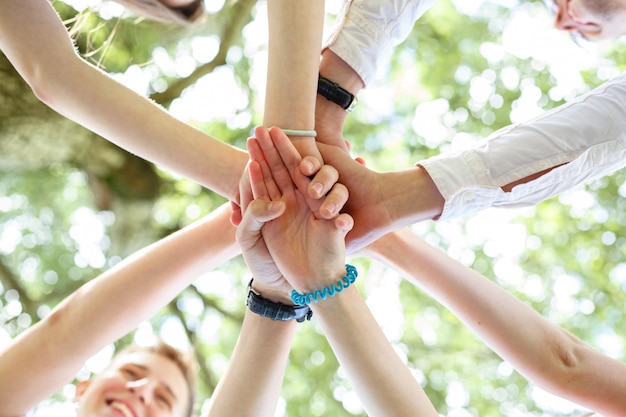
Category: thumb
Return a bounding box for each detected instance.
[236,199,285,246]
[244,199,286,228]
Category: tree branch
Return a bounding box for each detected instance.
[0,255,39,321]
[150,0,257,106]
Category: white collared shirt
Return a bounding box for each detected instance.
[326,0,626,221]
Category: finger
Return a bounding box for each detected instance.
[236,199,286,247]
[229,200,242,226]
[334,212,354,234]
[248,199,286,223]
[238,164,253,214]
[307,164,339,200]
[267,126,305,182]
[246,136,266,165]
[255,126,297,195]
[247,159,269,200]
[299,155,322,177]
[354,156,367,166]
[319,182,349,220]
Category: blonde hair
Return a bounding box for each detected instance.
[115,341,197,417]
[111,0,206,25]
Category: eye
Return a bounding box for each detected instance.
[156,393,172,410]
[121,367,140,379]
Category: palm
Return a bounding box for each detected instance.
[262,187,345,290]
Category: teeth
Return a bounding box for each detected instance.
[111,401,134,417]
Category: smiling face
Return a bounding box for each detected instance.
[75,351,191,417]
[549,0,626,40]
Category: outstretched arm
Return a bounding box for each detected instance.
[233,0,343,223]
[264,0,324,162]
[0,0,247,200]
[363,228,626,417]
[0,204,239,417]
[205,196,296,417]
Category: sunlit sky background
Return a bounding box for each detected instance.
[4,0,622,415]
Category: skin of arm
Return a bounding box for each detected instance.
[0,0,248,200]
[248,126,440,417]
[362,228,626,417]
[205,195,297,417]
[270,132,444,252]
[206,123,349,416]
[234,0,343,225]
[264,0,324,162]
[315,48,365,152]
[0,204,239,417]
[206,7,348,411]
[203,310,296,417]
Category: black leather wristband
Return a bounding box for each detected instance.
[317,74,358,112]
[246,280,313,323]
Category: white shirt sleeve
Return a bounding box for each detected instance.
[324,0,436,86]
[420,72,626,221]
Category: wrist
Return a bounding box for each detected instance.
[319,49,364,94]
[314,94,350,149]
[308,283,359,313]
[247,279,313,323]
[379,166,444,229]
[291,264,358,306]
[290,136,322,161]
[248,280,293,305]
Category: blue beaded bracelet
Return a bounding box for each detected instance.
[291,264,358,306]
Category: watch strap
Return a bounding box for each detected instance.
[246,280,313,323]
[317,74,358,112]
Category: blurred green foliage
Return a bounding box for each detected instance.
[1,0,624,416]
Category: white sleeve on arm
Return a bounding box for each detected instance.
[420,72,626,220]
[324,0,435,86]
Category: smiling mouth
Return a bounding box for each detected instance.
[107,399,135,417]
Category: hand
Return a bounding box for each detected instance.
[267,132,394,253]
[236,196,293,303]
[230,127,349,226]
[246,131,353,294]
[258,127,349,218]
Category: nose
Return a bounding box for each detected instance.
[554,5,578,31]
[127,378,154,404]
[552,0,600,35]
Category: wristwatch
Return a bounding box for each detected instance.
[246,280,313,323]
[317,74,358,112]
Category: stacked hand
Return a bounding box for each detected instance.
[236,126,352,301]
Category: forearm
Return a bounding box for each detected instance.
[314,49,364,150]
[264,0,324,158]
[204,310,296,417]
[420,73,626,221]
[379,165,445,227]
[1,0,247,200]
[61,205,239,356]
[51,60,246,198]
[0,204,239,414]
[311,286,438,417]
[366,229,626,408]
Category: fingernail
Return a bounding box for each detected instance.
[323,203,336,216]
[311,183,323,197]
[302,160,314,174]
